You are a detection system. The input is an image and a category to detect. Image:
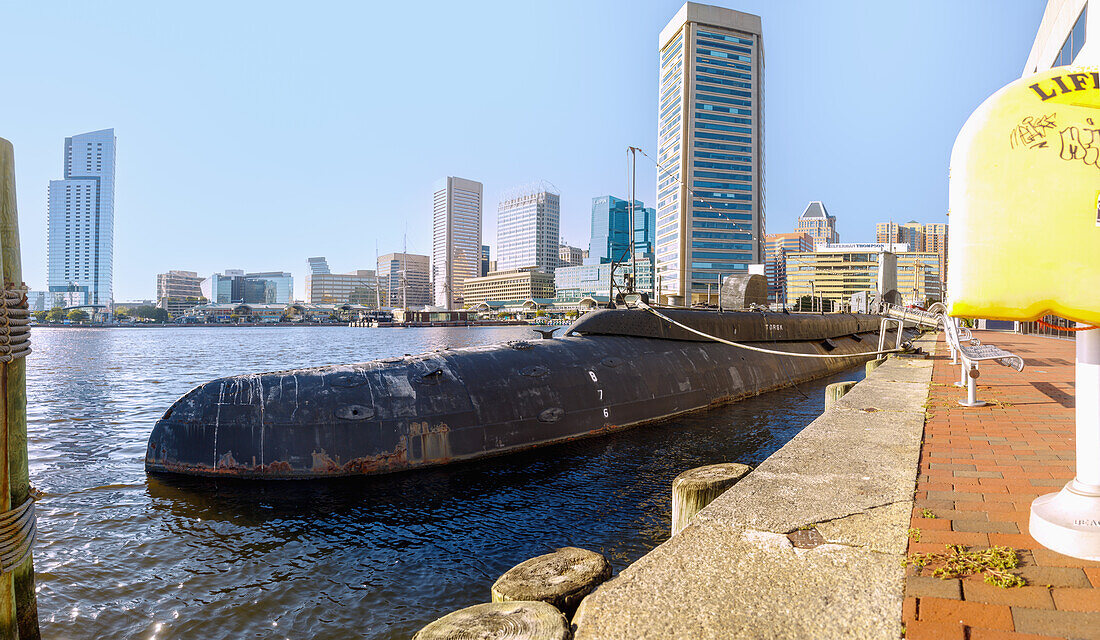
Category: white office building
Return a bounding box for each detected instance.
[656,3,764,305]
[47,128,116,308]
[432,177,483,309]
[1024,0,1092,73]
[496,183,560,274]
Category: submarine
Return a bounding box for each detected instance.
[145,304,915,480]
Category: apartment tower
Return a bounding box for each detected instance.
[656,3,764,304]
[432,177,483,309]
[47,128,116,307]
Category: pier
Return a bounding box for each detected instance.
[905,331,1099,639]
[565,329,1100,639]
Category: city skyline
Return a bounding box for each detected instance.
[0,2,1045,301]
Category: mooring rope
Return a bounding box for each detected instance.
[635,301,910,359]
[0,284,30,363]
[0,498,35,573]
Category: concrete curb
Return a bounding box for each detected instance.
[571,333,938,639]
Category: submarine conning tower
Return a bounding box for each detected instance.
[145,309,907,480]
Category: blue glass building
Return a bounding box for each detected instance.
[589,195,657,264]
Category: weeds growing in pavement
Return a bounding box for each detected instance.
[903,544,1026,588]
[920,509,937,519]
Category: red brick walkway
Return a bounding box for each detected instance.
[904,331,1100,640]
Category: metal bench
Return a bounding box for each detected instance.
[941,315,1024,407]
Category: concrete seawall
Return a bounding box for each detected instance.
[572,333,938,639]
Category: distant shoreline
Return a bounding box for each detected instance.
[31,321,535,329]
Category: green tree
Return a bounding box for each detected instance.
[535,309,547,318]
[33,310,48,323]
[67,309,89,323]
[46,307,66,323]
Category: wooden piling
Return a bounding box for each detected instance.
[491,547,611,619]
[0,137,39,639]
[413,601,571,640]
[824,381,858,411]
[671,463,751,536]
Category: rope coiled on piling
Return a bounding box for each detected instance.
[0,284,30,363]
[0,498,35,573]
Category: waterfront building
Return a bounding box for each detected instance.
[554,257,654,302]
[461,267,556,308]
[156,270,205,317]
[481,245,490,277]
[784,248,941,309]
[200,270,292,305]
[308,257,331,275]
[432,176,483,309]
[27,291,48,313]
[1023,0,1092,74]
[559,244,586,268]
[377,252,431,308]
[590,195,656,263]
[47,128,116,308]
[496,184,561,274]
[245,272,293,304]
[763,232,813,305]
[656,4,765,305]
[795,202,839,246]
[305,268,378,306]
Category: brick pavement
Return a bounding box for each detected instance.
[904,330,1100,640]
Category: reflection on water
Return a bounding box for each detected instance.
[27,325,862,639]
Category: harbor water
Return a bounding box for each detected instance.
[27,325,863,639]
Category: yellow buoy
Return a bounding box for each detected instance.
[948,65,1100,326]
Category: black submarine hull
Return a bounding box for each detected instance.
[145,310,906,479]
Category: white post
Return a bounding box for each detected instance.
[956,361,967,388]
[958,363,985,407]
[1031,325,1100,560]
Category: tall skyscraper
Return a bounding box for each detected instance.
[590,195,656,263]
[47,129,116,307]
[795,201,839,245]
[432,177,482,309]
[496,184,560,273]
[307,257,331,275]
[481,245,490,277]
[656,3,764,304]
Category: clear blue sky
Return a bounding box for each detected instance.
[0,1,1045,301]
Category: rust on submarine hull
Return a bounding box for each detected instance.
[144,309,907,479]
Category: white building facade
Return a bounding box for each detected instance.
[47,128,116,308]
[496,184,560,274]
[656,4,764,305]
[1023,0,1092,73]
[432,177,483,309]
